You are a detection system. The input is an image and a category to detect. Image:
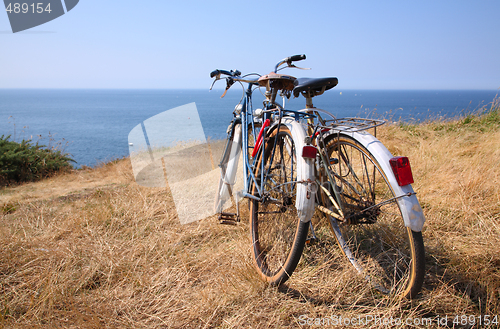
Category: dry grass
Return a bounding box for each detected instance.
[1,102,499,328]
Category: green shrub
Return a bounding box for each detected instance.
[458,96,500,131]
[0,135,75,186]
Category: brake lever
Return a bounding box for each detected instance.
[288,64,311,70]
[277,64,311,72]
[210,79,218,91]
[210,74,221,91]
[220,77,234,98]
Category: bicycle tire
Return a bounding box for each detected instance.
[320,134,425,298]
[249,123,311,285]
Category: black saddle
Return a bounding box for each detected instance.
[293,77,338,98]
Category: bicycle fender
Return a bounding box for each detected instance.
[344,130,425,232]
[214,123,242,214]
[281,118,316,223]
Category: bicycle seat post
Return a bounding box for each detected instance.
[304,93,315,136]
[305,94,314,109]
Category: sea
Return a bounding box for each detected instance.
[0,89,497,168]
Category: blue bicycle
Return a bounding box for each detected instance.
[211,55,316,285]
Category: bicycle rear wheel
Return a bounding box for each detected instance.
[321,134,425,298]
[250,124,310,285]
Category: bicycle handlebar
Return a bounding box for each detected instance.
[274,54,306,72]
[287,54,306,62]
[210,69,241,78]
[209,55,307,96]
[210,54,306,78]
[210,70,221,78]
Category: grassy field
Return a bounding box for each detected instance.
[1,99,499,328]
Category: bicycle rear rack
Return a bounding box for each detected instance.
[323,117,386,132]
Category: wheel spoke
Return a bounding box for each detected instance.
[250,125,309,285]
[319,135,424,298]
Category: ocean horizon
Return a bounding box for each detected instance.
[1,88,498,168]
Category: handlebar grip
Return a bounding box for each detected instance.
[210,69,221,78]
[211,69,240,78]
[288,54,306,62]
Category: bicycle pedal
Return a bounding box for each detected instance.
[218,212,240,225]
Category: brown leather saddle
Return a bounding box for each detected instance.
[258,72,297,91]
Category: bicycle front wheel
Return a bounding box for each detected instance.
[250,124,310,286]
[321,134,425,298]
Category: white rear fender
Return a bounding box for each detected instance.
[281,118,316,223]
[342,130,425,232]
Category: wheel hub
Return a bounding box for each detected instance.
[345,201,380,225]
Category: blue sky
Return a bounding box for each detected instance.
[1,0,499,89]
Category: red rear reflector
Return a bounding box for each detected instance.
[389,156,414,186]
[302,145,317,159]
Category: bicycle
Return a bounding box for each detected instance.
[211,55,317,286]
[210,55,426,298]
[295,78,426,298]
